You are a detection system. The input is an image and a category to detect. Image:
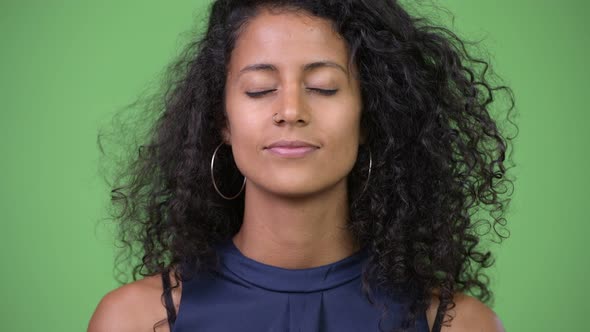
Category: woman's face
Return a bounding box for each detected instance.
[224,8,363,198]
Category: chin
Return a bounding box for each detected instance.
[238,159,354,198]
[254,175,348,199]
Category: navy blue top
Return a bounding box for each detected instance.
[167,239,436,332]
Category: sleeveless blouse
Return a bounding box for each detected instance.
[162,239,444,332]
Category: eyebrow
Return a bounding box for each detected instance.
[237,60,348,78]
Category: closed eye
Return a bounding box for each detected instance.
[245,88,338,98]
[310,88,338,96]
[245,89,277,98]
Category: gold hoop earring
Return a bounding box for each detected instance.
[210,142,246,200]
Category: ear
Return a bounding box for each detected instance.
[359,125,367,145]
[221,125,231,144]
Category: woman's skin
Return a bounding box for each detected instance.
[224,7,362,270]
[88,8,505,332]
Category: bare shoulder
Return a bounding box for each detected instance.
[427,292,505,332]
[87,271,182,332]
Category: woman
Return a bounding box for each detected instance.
[89,0,514,331]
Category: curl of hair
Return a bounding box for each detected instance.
[98,0,517,331]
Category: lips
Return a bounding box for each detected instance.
[265,140,319,158]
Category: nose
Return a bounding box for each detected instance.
[273,83,310,126]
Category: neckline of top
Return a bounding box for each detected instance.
[216,238,370,293]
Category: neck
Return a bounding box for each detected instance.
[232,180,360,269]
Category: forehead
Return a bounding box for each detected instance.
[228,8,350,74]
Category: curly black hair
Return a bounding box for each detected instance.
[98,0,517,331]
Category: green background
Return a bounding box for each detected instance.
[1,1,588,331]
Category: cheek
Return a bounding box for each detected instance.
[225,109,264,174]
[322,111,362,165]
[225,95,263,144]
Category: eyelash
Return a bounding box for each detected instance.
[245,88,338,98]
